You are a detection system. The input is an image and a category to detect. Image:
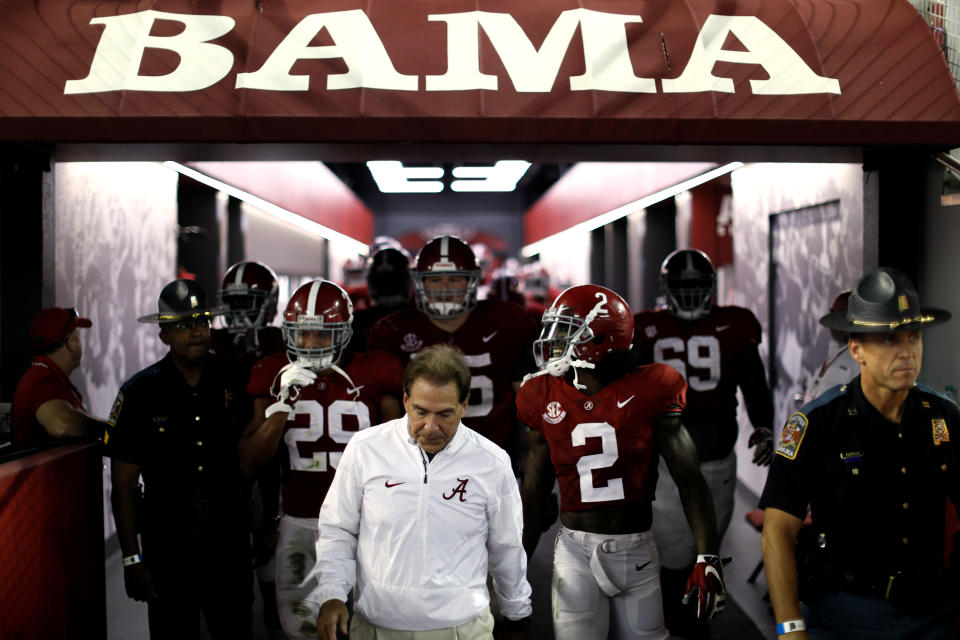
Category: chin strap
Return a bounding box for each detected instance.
[329,363,362,401]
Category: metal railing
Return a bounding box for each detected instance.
[910,0,960,90]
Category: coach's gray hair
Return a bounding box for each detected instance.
[403,344,471,403]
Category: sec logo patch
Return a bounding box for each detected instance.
[543,401,566,425]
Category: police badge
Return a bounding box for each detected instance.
[932,418,950,446]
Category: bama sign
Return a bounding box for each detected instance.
[64,10,840,96]
[0,0,958,145]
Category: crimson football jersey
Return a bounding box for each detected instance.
[367,299,536,446]
[247,350,403,518]
[516,364,686,512]
[633,306,761,426]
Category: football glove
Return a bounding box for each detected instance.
[277,362,317,403]
[749,427,774,466]
[683,554,726,620]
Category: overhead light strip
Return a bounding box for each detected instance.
[520,162,744,257]
[367,160,444,193]
[163,161,369,254]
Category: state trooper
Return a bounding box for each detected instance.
[760,267,960,639]
[105,279,253,639]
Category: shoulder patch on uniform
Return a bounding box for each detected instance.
[543,401,566,424]
[107,391,124,427]
[776,412,808,460]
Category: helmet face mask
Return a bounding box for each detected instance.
[415,273,479,319]
[283,321,352,371]
[534,310,593,369]
[413,236,481,320]
[219,261,279,333]
[660,249,716,321]
[282,280,354,372]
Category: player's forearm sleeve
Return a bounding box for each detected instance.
[486,468,533,620]
[308,441,362,608]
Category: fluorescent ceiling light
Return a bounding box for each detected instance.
[367,161,444,193]
[451,160,531,192]
[163,161,369,255]
[521,162,744,257]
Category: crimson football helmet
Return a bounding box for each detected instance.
[534,285,634,376]
[218,261,279,332]
[413,236,481,319]
[660,249,716,321]
[282,280,354,370]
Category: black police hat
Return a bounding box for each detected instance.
[819,268,951,333]
[137,279,227,324]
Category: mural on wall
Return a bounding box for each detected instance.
[769,202,851,433]
[54,161,178,537]
[728,163,863,496]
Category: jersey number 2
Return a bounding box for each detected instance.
[653,336,720,391]
[572,422,625,502]
[284,399,371,472]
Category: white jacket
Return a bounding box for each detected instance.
[307,416,532,631]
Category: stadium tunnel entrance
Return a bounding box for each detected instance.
[2,0,960,636]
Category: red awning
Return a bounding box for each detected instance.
[1,0,958,146]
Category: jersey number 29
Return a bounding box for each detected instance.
[284,399,371,472]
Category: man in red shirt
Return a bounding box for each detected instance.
[11,306,106,450]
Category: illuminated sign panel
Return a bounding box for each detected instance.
[0,0,956,145]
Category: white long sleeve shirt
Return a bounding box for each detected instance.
[307,416,532,631]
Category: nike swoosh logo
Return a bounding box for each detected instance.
[617,395,635,408]
[347,386,364,394]
[636,561,652,571]
[385,481,405,488]
[716,324,730,332]
[482,331,498,343]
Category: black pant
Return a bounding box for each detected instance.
[144,533,252,640]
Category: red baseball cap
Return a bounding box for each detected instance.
[29,307,93,350]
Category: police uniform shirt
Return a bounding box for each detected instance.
[759,376,960,576]
[104,353,250,537]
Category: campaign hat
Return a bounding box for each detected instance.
[137,279,227,324]
[819,268,950,333]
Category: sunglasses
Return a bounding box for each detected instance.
[59,308,79,340]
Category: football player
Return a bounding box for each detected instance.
[633,249,774,639]
[367,235,537,461]
[519,284,724,640]
[212,260,285,365]
[238,279,404,639]
[348,245,414,353]
[211,260,286,634]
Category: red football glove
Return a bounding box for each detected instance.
[682,554,726,620]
